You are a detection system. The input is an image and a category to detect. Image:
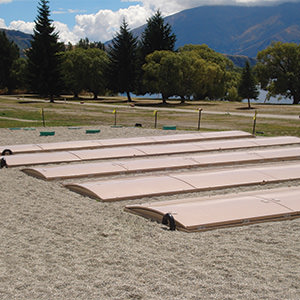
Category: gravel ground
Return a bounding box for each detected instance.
[0,126,299,300]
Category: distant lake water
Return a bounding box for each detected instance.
[244,89,294,105]
[126,90,297,104]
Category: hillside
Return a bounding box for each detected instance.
[133,2,300,57]
[0,28,32,56]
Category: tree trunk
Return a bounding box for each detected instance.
[293,95,300,104]
[50,94,54,103]
[180,96,185,104]
[162,93,168,104]
[93,92,98,100]
[126,91,132,102]
[247,98,251,109]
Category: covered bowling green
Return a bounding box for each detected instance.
[22,147,300,180]
[7,129,300,233]
[4,136,300,167]
[0,130,253,155]
[64,162,300,201]
[125,187,300,232]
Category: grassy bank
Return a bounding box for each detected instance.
[0,96,299,136]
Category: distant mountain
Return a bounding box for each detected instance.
[224,55,257,68]
[132,2,300,57]
[1,28,32,56]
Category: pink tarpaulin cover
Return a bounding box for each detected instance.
[125,187,300,232]
[4,136,300,167]
[22,147,300,180]
[64,162,300,201]
[0,130,254,154]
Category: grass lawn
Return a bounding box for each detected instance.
[0,95,299,136]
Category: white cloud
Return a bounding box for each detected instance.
[68,9,87,14]
[53,21,80,44]
[9,20,35,34]
[0,0,12,3]
[53,9,65,15]
[53,8,87,15]
[0,18,6,28]
[4,19,79,44]
[74,5,152,42]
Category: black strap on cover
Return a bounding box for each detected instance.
[162,213,176,231]
[0,158,7,169]
[1,149,13,156]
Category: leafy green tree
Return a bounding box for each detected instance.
[61,48,88,98]
[27,0,64,102]
[256,42,300,104]
[238,60,259,108]
[77,38,105,50]
[0,31,19,92]
[140,10,176,57]
[192,60,225,100]
[224,69,241,102]
[176,52,196,102]
[10,58,28,92]
[77,38,90,50]
[107,19,138,102]
[143,50,181,103]
[176,51,219,102]
[62,48,108,99]
[179,44,232,70]
[85,48,108,99]
[143,47,238,103]
[178,45,235,100]
[226,86,240,102]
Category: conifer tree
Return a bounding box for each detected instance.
[238,60,259,109]
[107,19,138,102]
[0,31,19,91]
[136,10,176,94]
[27,0,64,102]
[140,10,176,58]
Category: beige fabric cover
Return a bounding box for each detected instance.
[64,162,300,201]
[125,187,300,232]
[5,136,300,167]
[0,130,254,154]
[22,147,300,180]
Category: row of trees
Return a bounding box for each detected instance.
[1,0,300,104]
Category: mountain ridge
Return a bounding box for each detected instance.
[132,2,300,57]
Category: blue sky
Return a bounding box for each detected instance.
[0,0,286,43]
[1,0,140,27]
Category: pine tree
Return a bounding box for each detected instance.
[238,60,259,109]
[0,31,19,91]
[27,0,64,102]
[140,10,176,58]
[136,10,176,95]
[107,19,138,102]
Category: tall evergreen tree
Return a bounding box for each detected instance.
[140,10,176,58]
[107,19,138,102]
[136,10,176,95]
[238,60,259,109]
[27,0,64,102]
[0,31,19,92]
